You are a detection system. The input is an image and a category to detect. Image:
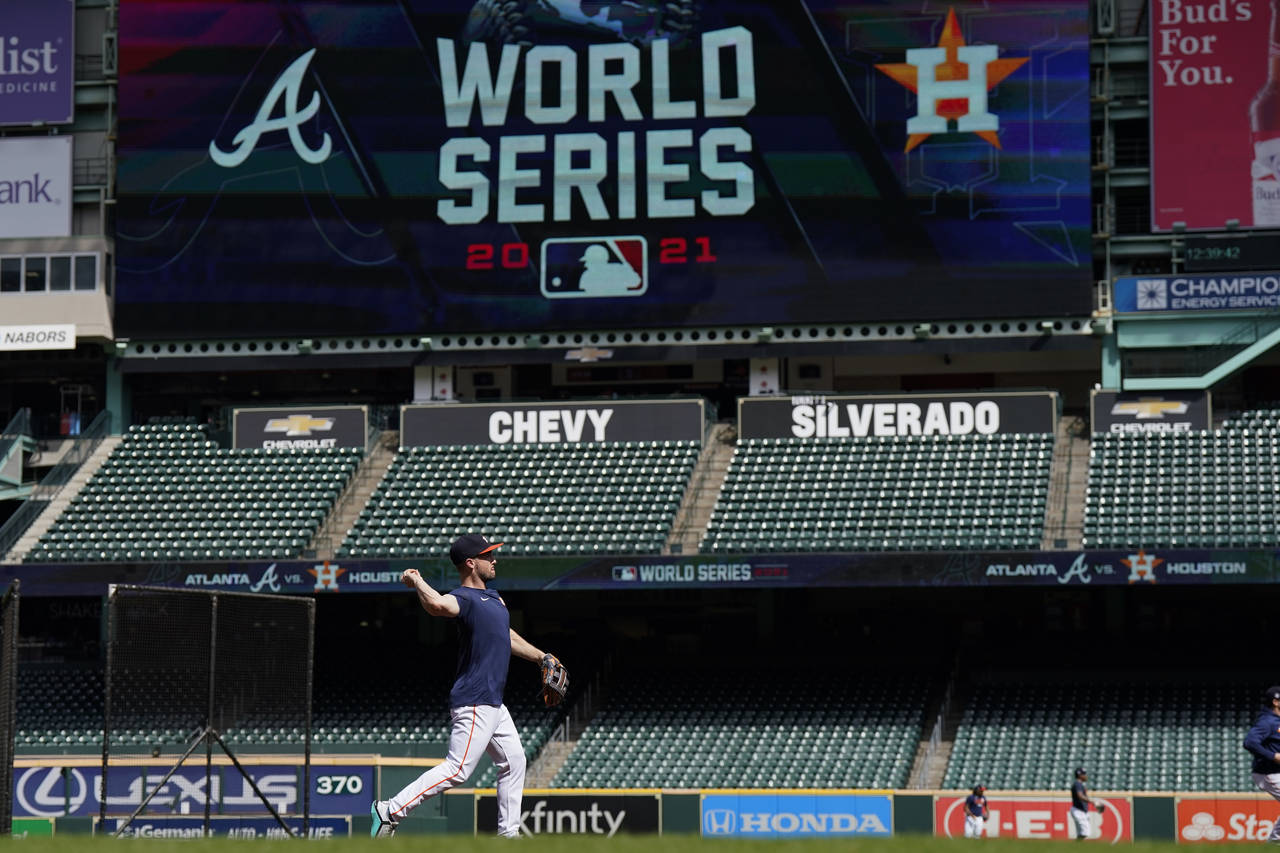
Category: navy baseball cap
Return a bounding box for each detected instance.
[450,534,503,565]
[1263,686,1280,702]
[1074,767,1087,776]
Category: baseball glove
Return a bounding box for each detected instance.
[539,653,568,707]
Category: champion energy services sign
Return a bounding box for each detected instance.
[737,391,1058,439]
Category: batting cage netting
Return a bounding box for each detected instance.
[0,581,19,836]
[102,586,314,837]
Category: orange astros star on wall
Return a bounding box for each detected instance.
[874,8,1029,152]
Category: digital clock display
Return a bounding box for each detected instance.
[1184,237,1280,272]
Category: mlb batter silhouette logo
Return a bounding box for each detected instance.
[540,236,648,299]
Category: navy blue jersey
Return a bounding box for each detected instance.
[1071,780,1089,810]
[1244,709,1280,774]
[965,794,986,817]
[448,587,510,708]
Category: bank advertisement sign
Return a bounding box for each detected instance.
[476,792,659,836]
[0,136,72,239]
[701,792,892,838]
[738,392,1058,439]
[401,399,704,446]
[232,406,368,450]
[935,795,1131,842]
[1150,0,1280,230]
[0,0,74,126]
[1090,390,1212,434]
[1177,796,1280,843]
[14,762,372,818]
[115,0,1090,339]
[1114,274,1280,312]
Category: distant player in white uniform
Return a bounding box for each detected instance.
[369,534,561,838]
[964,784,988,837]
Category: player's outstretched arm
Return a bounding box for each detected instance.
[509,628,545,662]
[401,569,460,618]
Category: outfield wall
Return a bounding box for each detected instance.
[16,763,1277,842]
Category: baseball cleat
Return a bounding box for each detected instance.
[370,800,396,838]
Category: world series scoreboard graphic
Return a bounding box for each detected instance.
[113,0,1092,339]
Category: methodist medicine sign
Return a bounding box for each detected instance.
[737,391,1058,439]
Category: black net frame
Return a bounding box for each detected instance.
[0,581,18,836]
[101,585,314,837]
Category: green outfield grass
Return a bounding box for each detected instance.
[9,837,1190,852]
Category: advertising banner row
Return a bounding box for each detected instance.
[227,391,1206,448]
[114,0,1091,339]
[0,548,1274,595]
[13,765,1280,842]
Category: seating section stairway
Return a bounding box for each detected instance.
[23,421,359,563]
[340,440,700,558]
[703,434,1053,553]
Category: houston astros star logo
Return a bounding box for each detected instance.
[875,8,1028,152]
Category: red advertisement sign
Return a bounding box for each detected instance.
[935,796,1132,842]
[1151,0,1280,229]
[1177,797,1280,842]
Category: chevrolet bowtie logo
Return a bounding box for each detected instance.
[1111,399,1189,419]
[264,414,335,436]
[566,346,614,363]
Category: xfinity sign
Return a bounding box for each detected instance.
[0,0,74,126]
[700,793,892,838]
[0,136,71,239]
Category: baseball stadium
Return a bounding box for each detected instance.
[0,0,1278,848]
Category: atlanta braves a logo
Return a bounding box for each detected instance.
[209,49,332,168]
[874,8,1028,152]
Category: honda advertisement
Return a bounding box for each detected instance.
[1177,796,1280,843]
[476,793,659,836]
[935,795,1132,842]
[401,399,704,446]
[232,406,368,450]
[13,762,372,818]
[700,792,892,838]
[0,0,74,126]
[1151,0,1280,229]
[737,391,1058,439]
[1091,390,1212,434]
[115,0,1091,339]
[0,136,72,239]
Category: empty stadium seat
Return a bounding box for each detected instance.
[944,678,1256,792]
[701,434,1053,553]
[23,421,361,563]
[339,440,700,558]
[551,670,927,789]
[1083,409,1280,549]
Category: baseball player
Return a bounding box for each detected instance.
[1243,685,1280,843]
[963,785,988,838]
[368,534,565,838]
[1069,768,1103,840]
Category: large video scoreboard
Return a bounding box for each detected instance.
[116,0,1091,339]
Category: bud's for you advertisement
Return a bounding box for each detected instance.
[1151,0,1280,229]
[116,0,1090,339]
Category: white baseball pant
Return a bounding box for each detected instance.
[385,704,526,837]
[1253,772,1280,843]
[1069,807,1090,839]
[964,814,985,838]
